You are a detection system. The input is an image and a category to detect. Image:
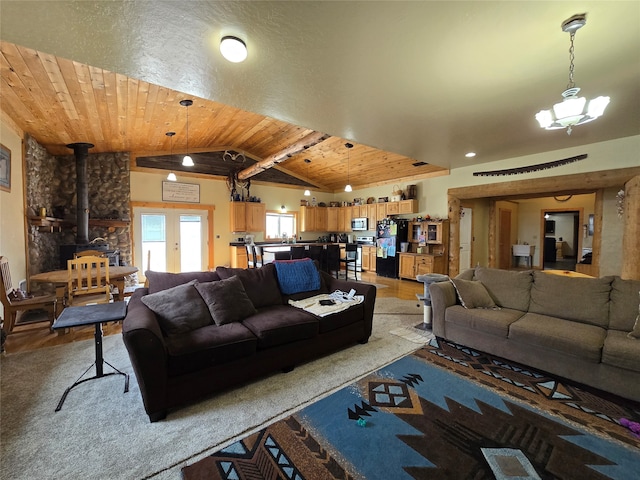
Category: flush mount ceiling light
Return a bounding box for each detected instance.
[344,143,354,193]
[166,131,177,181]
[535,13,610,135]
[220,36,248,63]
[465,152,476,158]
[180,99,194,166]
[303,159,311,196]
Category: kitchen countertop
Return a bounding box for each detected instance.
[229,241,374,247]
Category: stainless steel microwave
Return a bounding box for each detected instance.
[351,217,368,231]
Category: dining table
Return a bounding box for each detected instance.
[30,265,138,316]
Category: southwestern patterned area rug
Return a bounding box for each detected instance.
[182,338,640,480]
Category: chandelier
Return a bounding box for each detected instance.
[535,14,610,135]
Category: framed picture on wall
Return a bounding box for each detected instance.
[0,144,10,192]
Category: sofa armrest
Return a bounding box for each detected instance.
[121,288,169,419]
[429,280,457,337]
[321,271,377,340]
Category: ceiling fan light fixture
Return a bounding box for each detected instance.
[535,13,609,135]
[220,36,247,63]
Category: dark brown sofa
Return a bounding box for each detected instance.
[429,267,640,402]
[122,261,376,421]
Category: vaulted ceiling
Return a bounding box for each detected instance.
[1,2,638,193]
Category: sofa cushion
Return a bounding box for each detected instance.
[140,280,212,336]
[145,270,220,294]
[216,263,282,308]
[508,312,606,363]
[165,322,258,376]
[316,302,365,334]
[242,305,319,349]
[529,271,613,328]
[274,258,321,294]
[450,278,497,309]
[445,305,525,338]
[630,313,640,340]
[195,276,257,326]
[609,277,640,332]
[602,330,640,373]
[474,267,533,311]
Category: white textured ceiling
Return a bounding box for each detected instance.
[1,1,639,170]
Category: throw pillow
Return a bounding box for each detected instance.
[273,258,321,295]
[215,263,282,308]
[140,280,212,336]
[195,276,257,326]
[145,270,220,294]
[628,292,640,340]
[450,278,498,309]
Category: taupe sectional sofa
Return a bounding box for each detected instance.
[123,261,376,421]
[429,267,640,402]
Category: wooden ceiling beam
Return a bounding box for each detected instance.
[238,131,330,180]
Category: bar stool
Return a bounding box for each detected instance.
[290,246,306,259]
[340,243,359,281]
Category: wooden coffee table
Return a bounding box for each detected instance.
[52,301,129,411]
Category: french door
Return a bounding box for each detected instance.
[134,207,209,275]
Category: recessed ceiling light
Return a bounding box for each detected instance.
[465,152,476,158]
[220,36,247,63]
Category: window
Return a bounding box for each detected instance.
[266,212,297,240]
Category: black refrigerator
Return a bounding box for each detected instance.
[375,218,408,278]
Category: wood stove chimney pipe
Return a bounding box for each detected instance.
[66,142,94,245]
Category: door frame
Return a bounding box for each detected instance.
[131,201,216,271]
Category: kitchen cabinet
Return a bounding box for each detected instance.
[338,207,349,232]
[229,202,266,233]
[399,253,446,279]
[327,207,339,231]
[399,199,418,214]
[375,202,387,221]
[386,202,399,215]
[230,246,248,268]
[300,206,328,232]
[361,245,376,272]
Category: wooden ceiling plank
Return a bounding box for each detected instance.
[1,43,57,132]
[38,51,79,125]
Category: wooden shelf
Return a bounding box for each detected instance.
[28,216,129,232]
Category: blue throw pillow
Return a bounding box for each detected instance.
[274,258,321,295]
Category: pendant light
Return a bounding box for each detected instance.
[166,131,177,181]
[344,143,353,193]
[535,14,610,135]
[303,158,311,196]
[180,99,194,166]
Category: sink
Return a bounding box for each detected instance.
[512,245,534,256]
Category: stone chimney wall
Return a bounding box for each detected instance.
[25,134,132,282]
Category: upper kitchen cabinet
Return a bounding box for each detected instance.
[230,202,266,233]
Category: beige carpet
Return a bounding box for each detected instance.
[0,297,423,480]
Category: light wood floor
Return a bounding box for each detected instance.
[3,271,423,355]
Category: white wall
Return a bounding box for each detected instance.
[0,114,27,320]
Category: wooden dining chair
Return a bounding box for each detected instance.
[67,256,112,306]
[0,256,57,334]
